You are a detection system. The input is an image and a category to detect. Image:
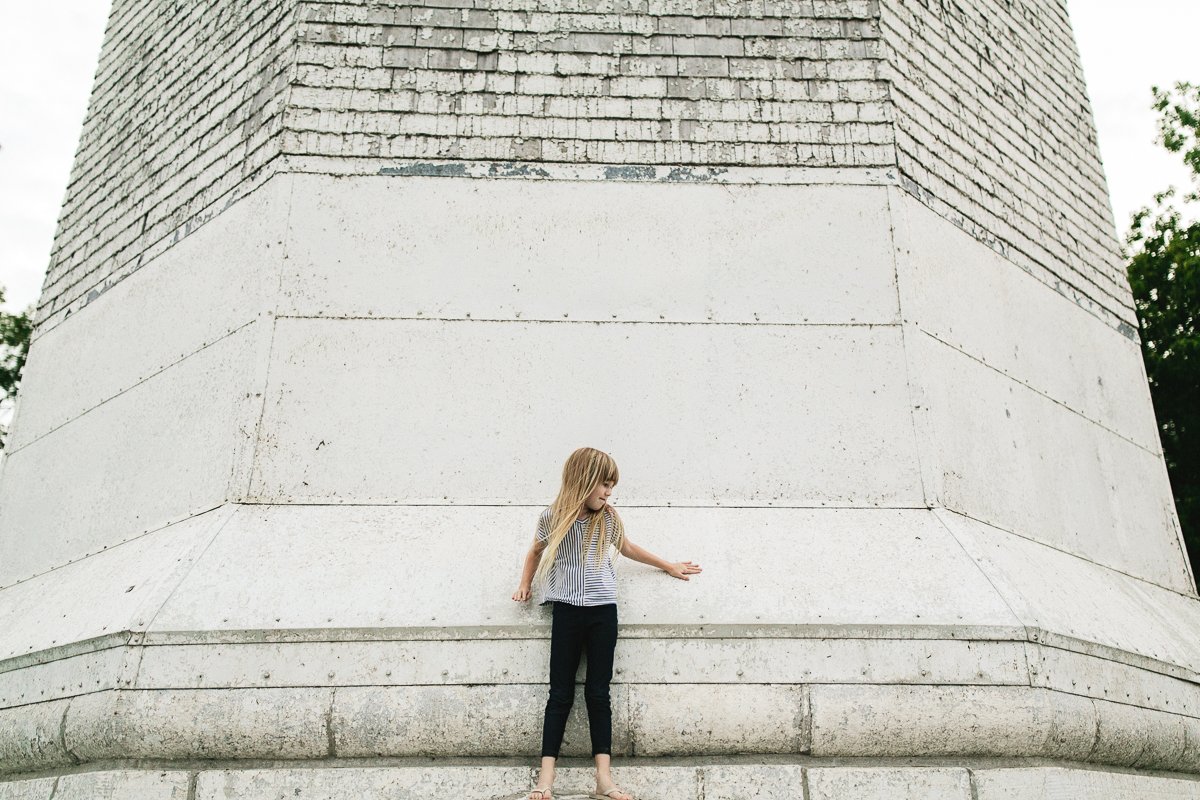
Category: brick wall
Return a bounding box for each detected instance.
[285,0,893,165]
[38,0,297,326]
[39,0,1130,333]
[881,0,1131,327]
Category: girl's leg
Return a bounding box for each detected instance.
[582,604,617,758]
[585,605,626,797]
[540,603,586,788]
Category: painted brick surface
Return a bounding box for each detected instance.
[38,0,1130,331]
[881,0,1132,326]
[39,0,298,326]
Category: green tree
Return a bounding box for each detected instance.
[1127,81,1200,572]
[0,286,32,451]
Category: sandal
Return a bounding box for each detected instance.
[590,788,634,800]
[528,790,553,800]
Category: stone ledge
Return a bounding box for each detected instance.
[5,682,1200,776]
[4,760,1200,800]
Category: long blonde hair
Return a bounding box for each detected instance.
[534,447,627,586]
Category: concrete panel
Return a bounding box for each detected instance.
[0,507,232,659]
[629,684,807,755]
[248,318,921,507]
[941,511,1200,674]
[8,177,289,451]
[195,767,531,800]
[914,332,1188,592]
[332,684,630,758]
[0,327,258,583]
[0,778,55,800]
[0,699,71,774]
[1030,644,1200,717]
[895,191,1159,452]
[808,767,971,800]
[973,766,1200,799]
[809,685,1097,760]
[130,636,1028,690]
[149,506,1020,632]
[0,648,125,709]
[53,770,190,800]
[613,637,1027,686]
[65,688,331,761]
[281,175,900,326]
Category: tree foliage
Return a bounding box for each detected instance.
[1154,82,1200,197]
[0,286,32,451]
[1127,81,1200,572]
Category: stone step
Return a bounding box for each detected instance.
[5,761,1200,800]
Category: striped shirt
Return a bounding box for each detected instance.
[536,507,618,607]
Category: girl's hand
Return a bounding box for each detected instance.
[512,584,532,601]
[665,561,702,581]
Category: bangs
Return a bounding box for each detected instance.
[595,452,619,486]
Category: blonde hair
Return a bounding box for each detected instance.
[534,447,627,586]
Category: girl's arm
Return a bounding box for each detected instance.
[512,541,547,601]
[619,539,702,581]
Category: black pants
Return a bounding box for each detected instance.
[540,601,618,758]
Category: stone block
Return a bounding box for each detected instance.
[703,763,804,799]
[630,684,807,755]
[0,699,72,774]
[972,766,1200,799]
[809,685,1097,760]
[809,767,971,800]
[194,766,530,800]
[53,770,190,800]
[332,684,629,757]
[64,689,331,761]
[0,777,56,800]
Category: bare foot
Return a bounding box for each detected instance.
[528,790,553,800]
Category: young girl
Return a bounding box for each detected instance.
[512,447,702,800]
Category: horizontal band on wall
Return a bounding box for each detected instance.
[5,682,1200,775]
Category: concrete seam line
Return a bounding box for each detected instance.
[59,698,79,766]
[139,506,243,637]
[918,328,1159,456]
[1087,698,1103,764]
[0,633,131,675]
[0,504,228,591]
[936,507,1200,604]
[928,508,1030,650]
[7,318,258,457]
[326,688,337,758]
[47,776,60,800]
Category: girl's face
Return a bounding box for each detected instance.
[584,480,615,512]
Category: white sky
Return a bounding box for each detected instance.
[0,1,1196,315]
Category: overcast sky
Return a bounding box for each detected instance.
[0,1,1197,314]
